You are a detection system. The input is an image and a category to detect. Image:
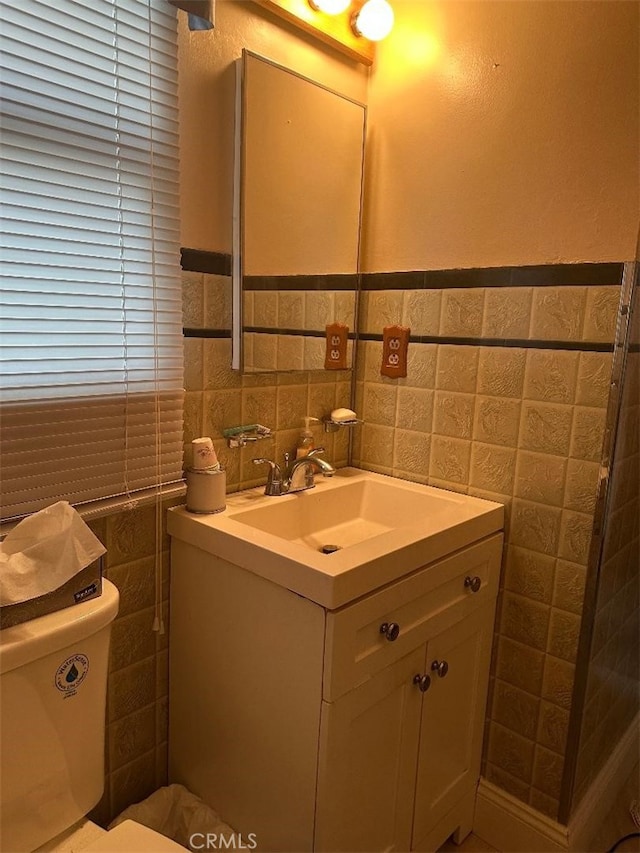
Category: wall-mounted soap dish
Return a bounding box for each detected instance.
[322,417,363,433]
[223,423,272,448]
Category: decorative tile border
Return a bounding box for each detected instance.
[180,248,231,276]
[358,333,614,353]
[244,273,358,291]
[361,263,624,290]
[184,327,231,338]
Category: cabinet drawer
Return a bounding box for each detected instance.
[323,534,503,701]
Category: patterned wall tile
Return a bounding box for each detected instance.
[358,423,395,471]
[359,290,403,334]
[398,342,438,388]
[470,443,516,494]
[510,499,562,557]
[474,397,522,447]
[436,345,479,393]
[109,657,156,723]
[570,406,606,461]
[519,402,573,456]
[496,636,545,697]
[487,722,536,783]
[503,546,555,605]
[204,274,232,329]
[395,386,434,432]
[276,384,309,430]
[530,287,587,341]
[477,348,527,398]
[582,286,620,342]
[483,288,533,339]
[552,560,587,615]
[564,459,600,513]
[278,291,304,329]
[501,592,550,651]
[429,435,472,484]
[393,429,431,482]
[514,450,567,506]
[433,391,475,439]
[523,351,579,405]
[402,289,442,336]
[548,607,582,662]
[182,271,204,327]
[558,510,593,565]
[575,352,613,408]
[440,288,485,337]
[537,701,570,755]
[253,291,278,327]
[492,679,540,741]
[363,381,398,427]
[541,655,575,711]
[532,745,564,799]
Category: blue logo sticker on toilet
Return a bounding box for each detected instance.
[55,654,89,697]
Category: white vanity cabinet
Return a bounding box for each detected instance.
[169,529,502,853]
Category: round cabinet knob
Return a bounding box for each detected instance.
[413,673,431,693]
[431,659,449,678]
[380,621,400,642]
[464,575,482,593]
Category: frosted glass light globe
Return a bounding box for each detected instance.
[353,0,394,41]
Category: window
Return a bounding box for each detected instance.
[0,0,184,521]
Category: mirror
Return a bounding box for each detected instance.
[232,51,366,373]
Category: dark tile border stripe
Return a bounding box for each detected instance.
[245,326,357,339]
[184,328,231,338]
[181,248,232,276]
[183,326,614,352]
[358,332,614,352]
[244,274,358,291]
[361,263,624,290]
[180,255,624,290]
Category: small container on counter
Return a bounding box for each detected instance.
[185,465,226,514]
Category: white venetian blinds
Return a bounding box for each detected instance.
[0,0,184,521]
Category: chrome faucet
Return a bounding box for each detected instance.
[253,447,335,496]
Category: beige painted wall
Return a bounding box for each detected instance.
[178,0,368,251]
[363,0,639,272]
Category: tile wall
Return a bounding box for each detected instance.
[571,285,639,808]
[93,258,627,827]
[88,498,181,826]
[182,270,353,486]
[352,266,623,821]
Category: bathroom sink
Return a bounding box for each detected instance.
[228,477,469,551]
[168,468,503,608]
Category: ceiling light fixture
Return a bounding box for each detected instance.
[352,0,394,41]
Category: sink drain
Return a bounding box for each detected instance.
[320,544,341,554]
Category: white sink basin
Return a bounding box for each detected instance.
[168,468,503,609]
[229,476,468,552]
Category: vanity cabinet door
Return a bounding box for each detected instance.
[315,646,426,852]
[411,607,494,849]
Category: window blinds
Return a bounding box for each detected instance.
[0,0,184,521]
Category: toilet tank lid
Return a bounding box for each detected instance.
[0,578,119,675]
[84,820,186,852]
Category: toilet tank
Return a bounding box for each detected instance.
[0,579,119,853]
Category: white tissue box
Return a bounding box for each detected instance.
[0,558,102,630]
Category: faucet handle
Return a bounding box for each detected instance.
[253,457,277,468]
[252,458,284,496]
[307,446,326,457]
